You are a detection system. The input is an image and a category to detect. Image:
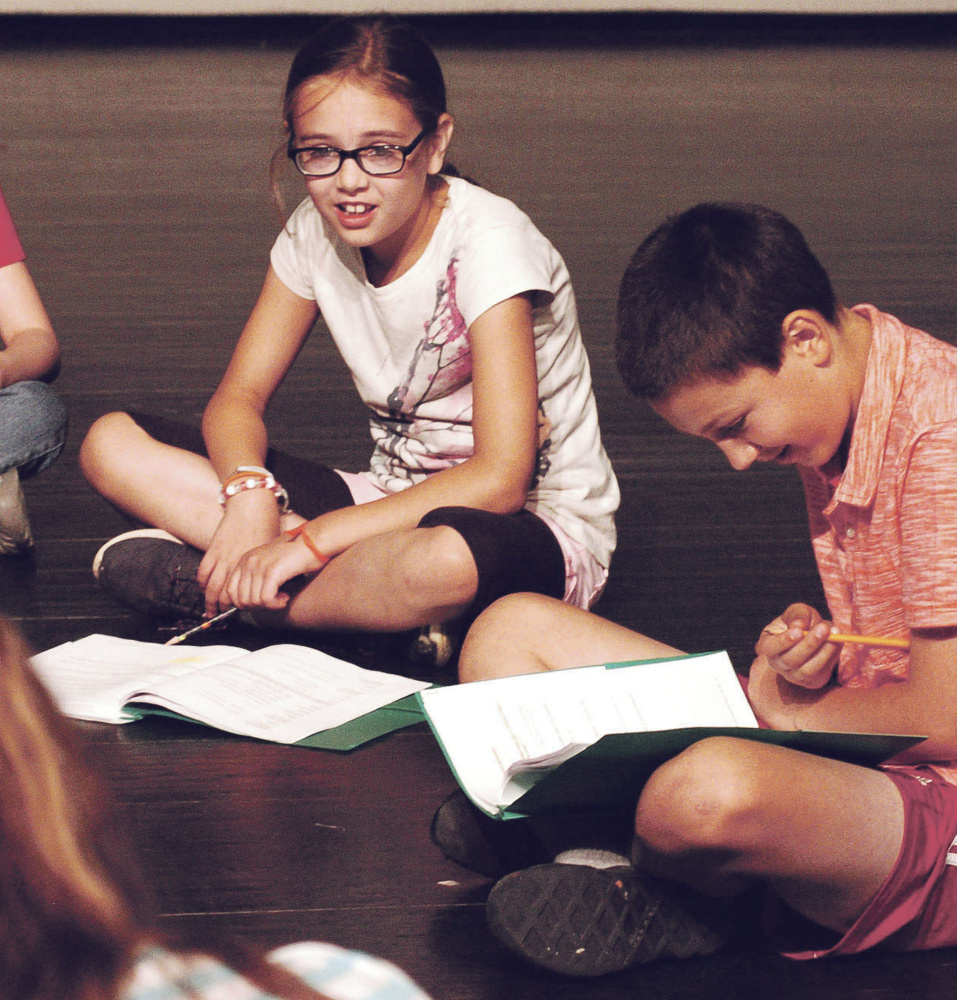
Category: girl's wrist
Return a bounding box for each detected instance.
[220,486,282,522]
[284,522,330,570]
[219,466,290,514]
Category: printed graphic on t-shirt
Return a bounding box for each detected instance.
[535,404,552,485]
[374,257,554,488]
[387,259,470,414]
[369,258,473,485]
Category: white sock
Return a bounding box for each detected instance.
[554,848,632,869]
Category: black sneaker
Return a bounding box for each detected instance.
[430,790,552,879]
[485,862,726,977]
[93,529,205,622]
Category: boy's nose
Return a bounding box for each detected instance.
[717,439,758,471]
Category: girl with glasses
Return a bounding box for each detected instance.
[80,15,619,670]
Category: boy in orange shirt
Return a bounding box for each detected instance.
[445,202,957,976]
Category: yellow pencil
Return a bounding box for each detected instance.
[806,631,910,650]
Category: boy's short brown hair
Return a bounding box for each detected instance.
[616,202,837,400]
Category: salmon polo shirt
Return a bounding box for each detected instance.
[798,305,957,701]
[0,185,25,267]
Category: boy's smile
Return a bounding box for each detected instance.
[650,330,854,472]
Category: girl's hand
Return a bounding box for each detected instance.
[197,490,282,615]
[224,531,325,611]
[754,602,839,690]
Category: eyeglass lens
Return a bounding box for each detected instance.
[294,145,407,177]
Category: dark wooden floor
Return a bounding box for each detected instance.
[2,12,956,998]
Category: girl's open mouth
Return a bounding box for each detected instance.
[337,202,376,225]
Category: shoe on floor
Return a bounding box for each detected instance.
[93,528,205,621]
[430,789,552,879]
[0,467,34,555]
[408,622,457,670]
[485,862,726,977]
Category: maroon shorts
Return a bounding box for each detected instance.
[782,763,957,958]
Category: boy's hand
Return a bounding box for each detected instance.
[754,603,839,690]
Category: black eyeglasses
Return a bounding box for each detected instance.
[288,128,430,178]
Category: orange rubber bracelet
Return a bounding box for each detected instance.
[285,524,329,568]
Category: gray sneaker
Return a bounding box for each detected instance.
[93,528,205,621]
[486,862,726,977]
[409,622,457,669]
[0,467,34,555]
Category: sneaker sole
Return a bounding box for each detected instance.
[92,527,185,580]
[486,863,668,977]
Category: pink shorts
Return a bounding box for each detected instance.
[782,763,957,959]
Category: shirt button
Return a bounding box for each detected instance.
[845,526,856,539]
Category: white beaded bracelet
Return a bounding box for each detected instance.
[218,469,290,514]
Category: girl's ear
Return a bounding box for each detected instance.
[781,309,833,367]
[426,113,455,175]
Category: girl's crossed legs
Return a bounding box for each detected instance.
[80,412,566,633]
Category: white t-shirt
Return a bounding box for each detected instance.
[270,175,618,569]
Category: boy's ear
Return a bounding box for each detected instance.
[427,113,455,175]
[780,309,833,366]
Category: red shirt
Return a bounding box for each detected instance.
[0,185,25,267]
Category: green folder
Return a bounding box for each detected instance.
[496,726,925,819]
[418,649,927,819]
[131,693,427,751]
[293,694,426,750]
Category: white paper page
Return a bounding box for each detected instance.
[130,644,430,744]
[420,666,606,812]
[420,652,756,813]
[30,634,249,723]
[600,655,757,731]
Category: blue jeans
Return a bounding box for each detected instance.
[0,381,68,477]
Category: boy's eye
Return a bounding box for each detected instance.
[718,417,746,439]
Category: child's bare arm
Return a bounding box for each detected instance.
[197,268,317,613]
[748,627,957,761]
[0,261,60,386]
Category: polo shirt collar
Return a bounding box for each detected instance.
[831,304,906,509]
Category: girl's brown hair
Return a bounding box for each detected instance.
[0,618,330,1000]
[0,619,145,999]
[270,15,454,211]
